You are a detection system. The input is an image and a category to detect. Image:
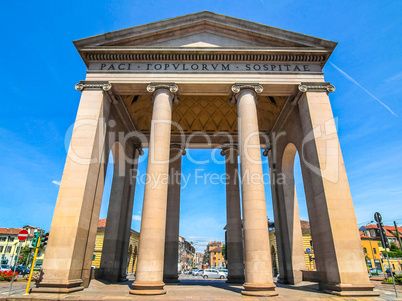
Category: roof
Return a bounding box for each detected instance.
[361,224,400,238]
[210,247,222,253]
[0,228,21,235]
[98,218,107,228]
[300,220,310,229]
[97,218,139,236]
[73,11,337,67]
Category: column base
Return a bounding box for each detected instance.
[130,281,166,295]
[321,283,380,297]
[226,276,245,284]
[32,279,84,294]
[118,274,128,282]
[241,282,278,297]
[163,275,180,283]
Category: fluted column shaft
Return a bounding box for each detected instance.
[131,85,176,295]
[163,146,185,283]
[234,85,277,297]
[223,147,245,284]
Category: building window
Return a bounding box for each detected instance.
[5,246,11,253]
[8,237,14,242]
[373,248,377,254]
[0,237,6,242]
[363,247,367,254]
[0,246,3,252]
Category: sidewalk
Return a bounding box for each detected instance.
[1,276,400,301]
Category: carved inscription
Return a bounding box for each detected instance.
[89,62,321,73]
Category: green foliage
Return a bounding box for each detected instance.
[382,275,402,284]
[202,249,209,265]
[382,250,402,258]
[390,242,400,252]
[17,246,31,265]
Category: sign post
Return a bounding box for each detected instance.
[306,248,312,270]
[374,212,398,298]
[9,230,29,295]
[24,233,41,295]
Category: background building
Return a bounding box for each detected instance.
[359,223,402,272]
[204,241,225,269]
[178,236,195,272]
[269,220,315,274]
[0,225,45,268]
[91,219,140,274]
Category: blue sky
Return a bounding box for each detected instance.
[1,1,401,252]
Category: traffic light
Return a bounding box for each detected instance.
[40,232,49,248]
[31,232,39,248]
[378,222,390,249]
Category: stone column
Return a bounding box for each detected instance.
[297,82,377,296]
[221,146,244,284]
[119,145,142,281]
[232,84,277,297]
[130,83,178,296]
[100,143,140,282]
[266,146,305,285]
[35,81,112,293]
[163,145,185,283]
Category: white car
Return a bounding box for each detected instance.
[191,269,199,276]
[202,269,224,279]
[218,269,228,278]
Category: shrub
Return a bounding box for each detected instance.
[0,271,18,281]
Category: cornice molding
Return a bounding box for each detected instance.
[298,82,335,93]
[84,52,327,64]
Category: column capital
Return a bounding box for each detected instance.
[75,81,112,92]
[147,83,179,104]
[170,144,186,156]
[231,83,263,94]
[134,143,145,156]
[298,82,335,93]
[231,84,263,104]
[220,144,238,156]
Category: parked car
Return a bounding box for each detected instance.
[0,264,11,272]
[191,269,199,276]
[218,269,228,278]
[198,270,205,277]
[10,266,30,275]
[202,269,223,279]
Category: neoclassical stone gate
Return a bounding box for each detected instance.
[35,12,378,297]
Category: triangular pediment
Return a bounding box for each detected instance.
[74,11,337,50]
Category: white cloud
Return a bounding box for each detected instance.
[330,62,398,117]
[52,180,61,186]
[132,215,141,221]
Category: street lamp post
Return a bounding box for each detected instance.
[366,221,376,272]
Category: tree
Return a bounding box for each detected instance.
[17,246,31,265]
[390,242,400,252]
[202,248,209,265]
